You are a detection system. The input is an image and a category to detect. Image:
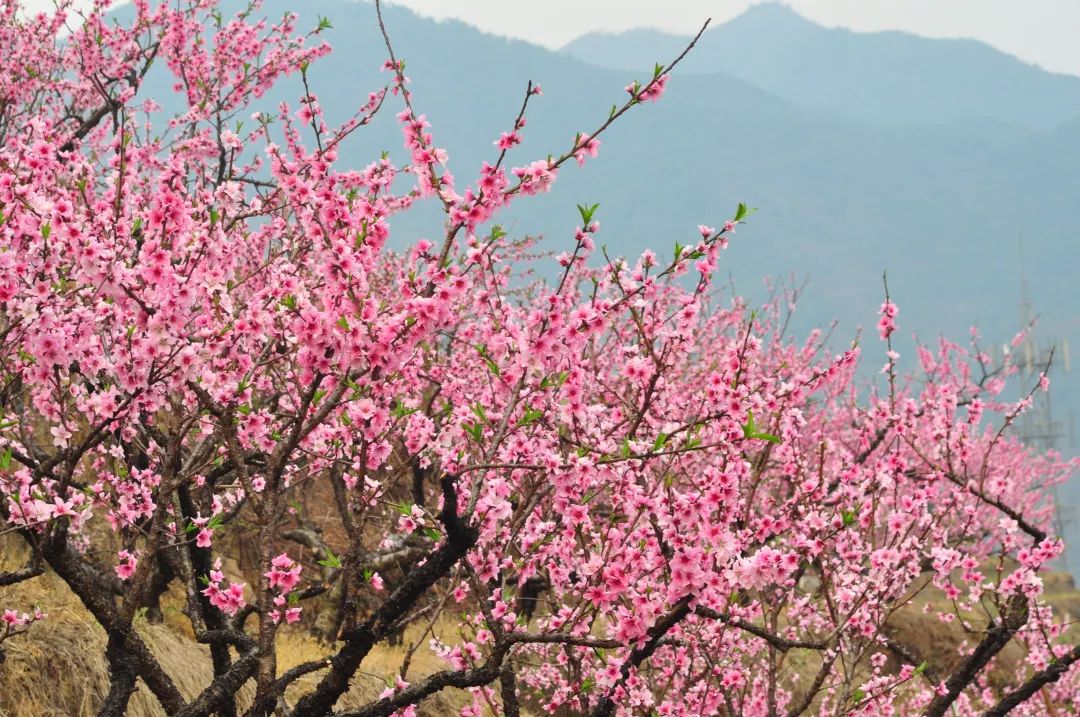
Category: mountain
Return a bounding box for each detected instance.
[562,3,1080,131]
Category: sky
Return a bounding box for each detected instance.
[20,0,1080,77]
[385,0,1080,77]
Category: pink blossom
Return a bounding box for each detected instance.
[115,551,137,581]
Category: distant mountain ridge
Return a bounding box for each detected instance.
[562,3,1080,130]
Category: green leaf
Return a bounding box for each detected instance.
[475,344,500,376]
[734,203,757,223]
[653,62,664,78]
[914,661,928,675]
[741,410,782,443]
[317,547,342,569]
[337,316,350,331]
[540,371,569,390]
[470,403,487,421]
[0,448,12,471]
[464,421,484,442]
[280,294,297,310]
[742,410,757,438]
[424,527,441,541]
[620,437,632,458]
[520,407,543,426]
[391,401,417,418]
[581,676,596,693]
[851,688,866,704]
[577,202,599,226]
[40,223,51,240]
[652,433,669,451]
[841,508,857,527]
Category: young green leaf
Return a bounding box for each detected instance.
[317,547,342,569]
[520,407,544,426]
[577,202,599,226]
[742,409,757,438]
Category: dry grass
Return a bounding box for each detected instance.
[0,538,470,717]
[6,533,1080,716]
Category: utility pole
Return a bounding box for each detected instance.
[1012,238,1074,573]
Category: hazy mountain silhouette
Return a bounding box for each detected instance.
[563,3,1080,130]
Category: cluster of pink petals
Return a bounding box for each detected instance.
[201,562,248,617]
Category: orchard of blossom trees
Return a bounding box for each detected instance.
[0,1,1077,715]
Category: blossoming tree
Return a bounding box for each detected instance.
[0,1,1077,715]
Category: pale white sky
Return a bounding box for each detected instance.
[21,0,1080,77]
[387,0,1080,77]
